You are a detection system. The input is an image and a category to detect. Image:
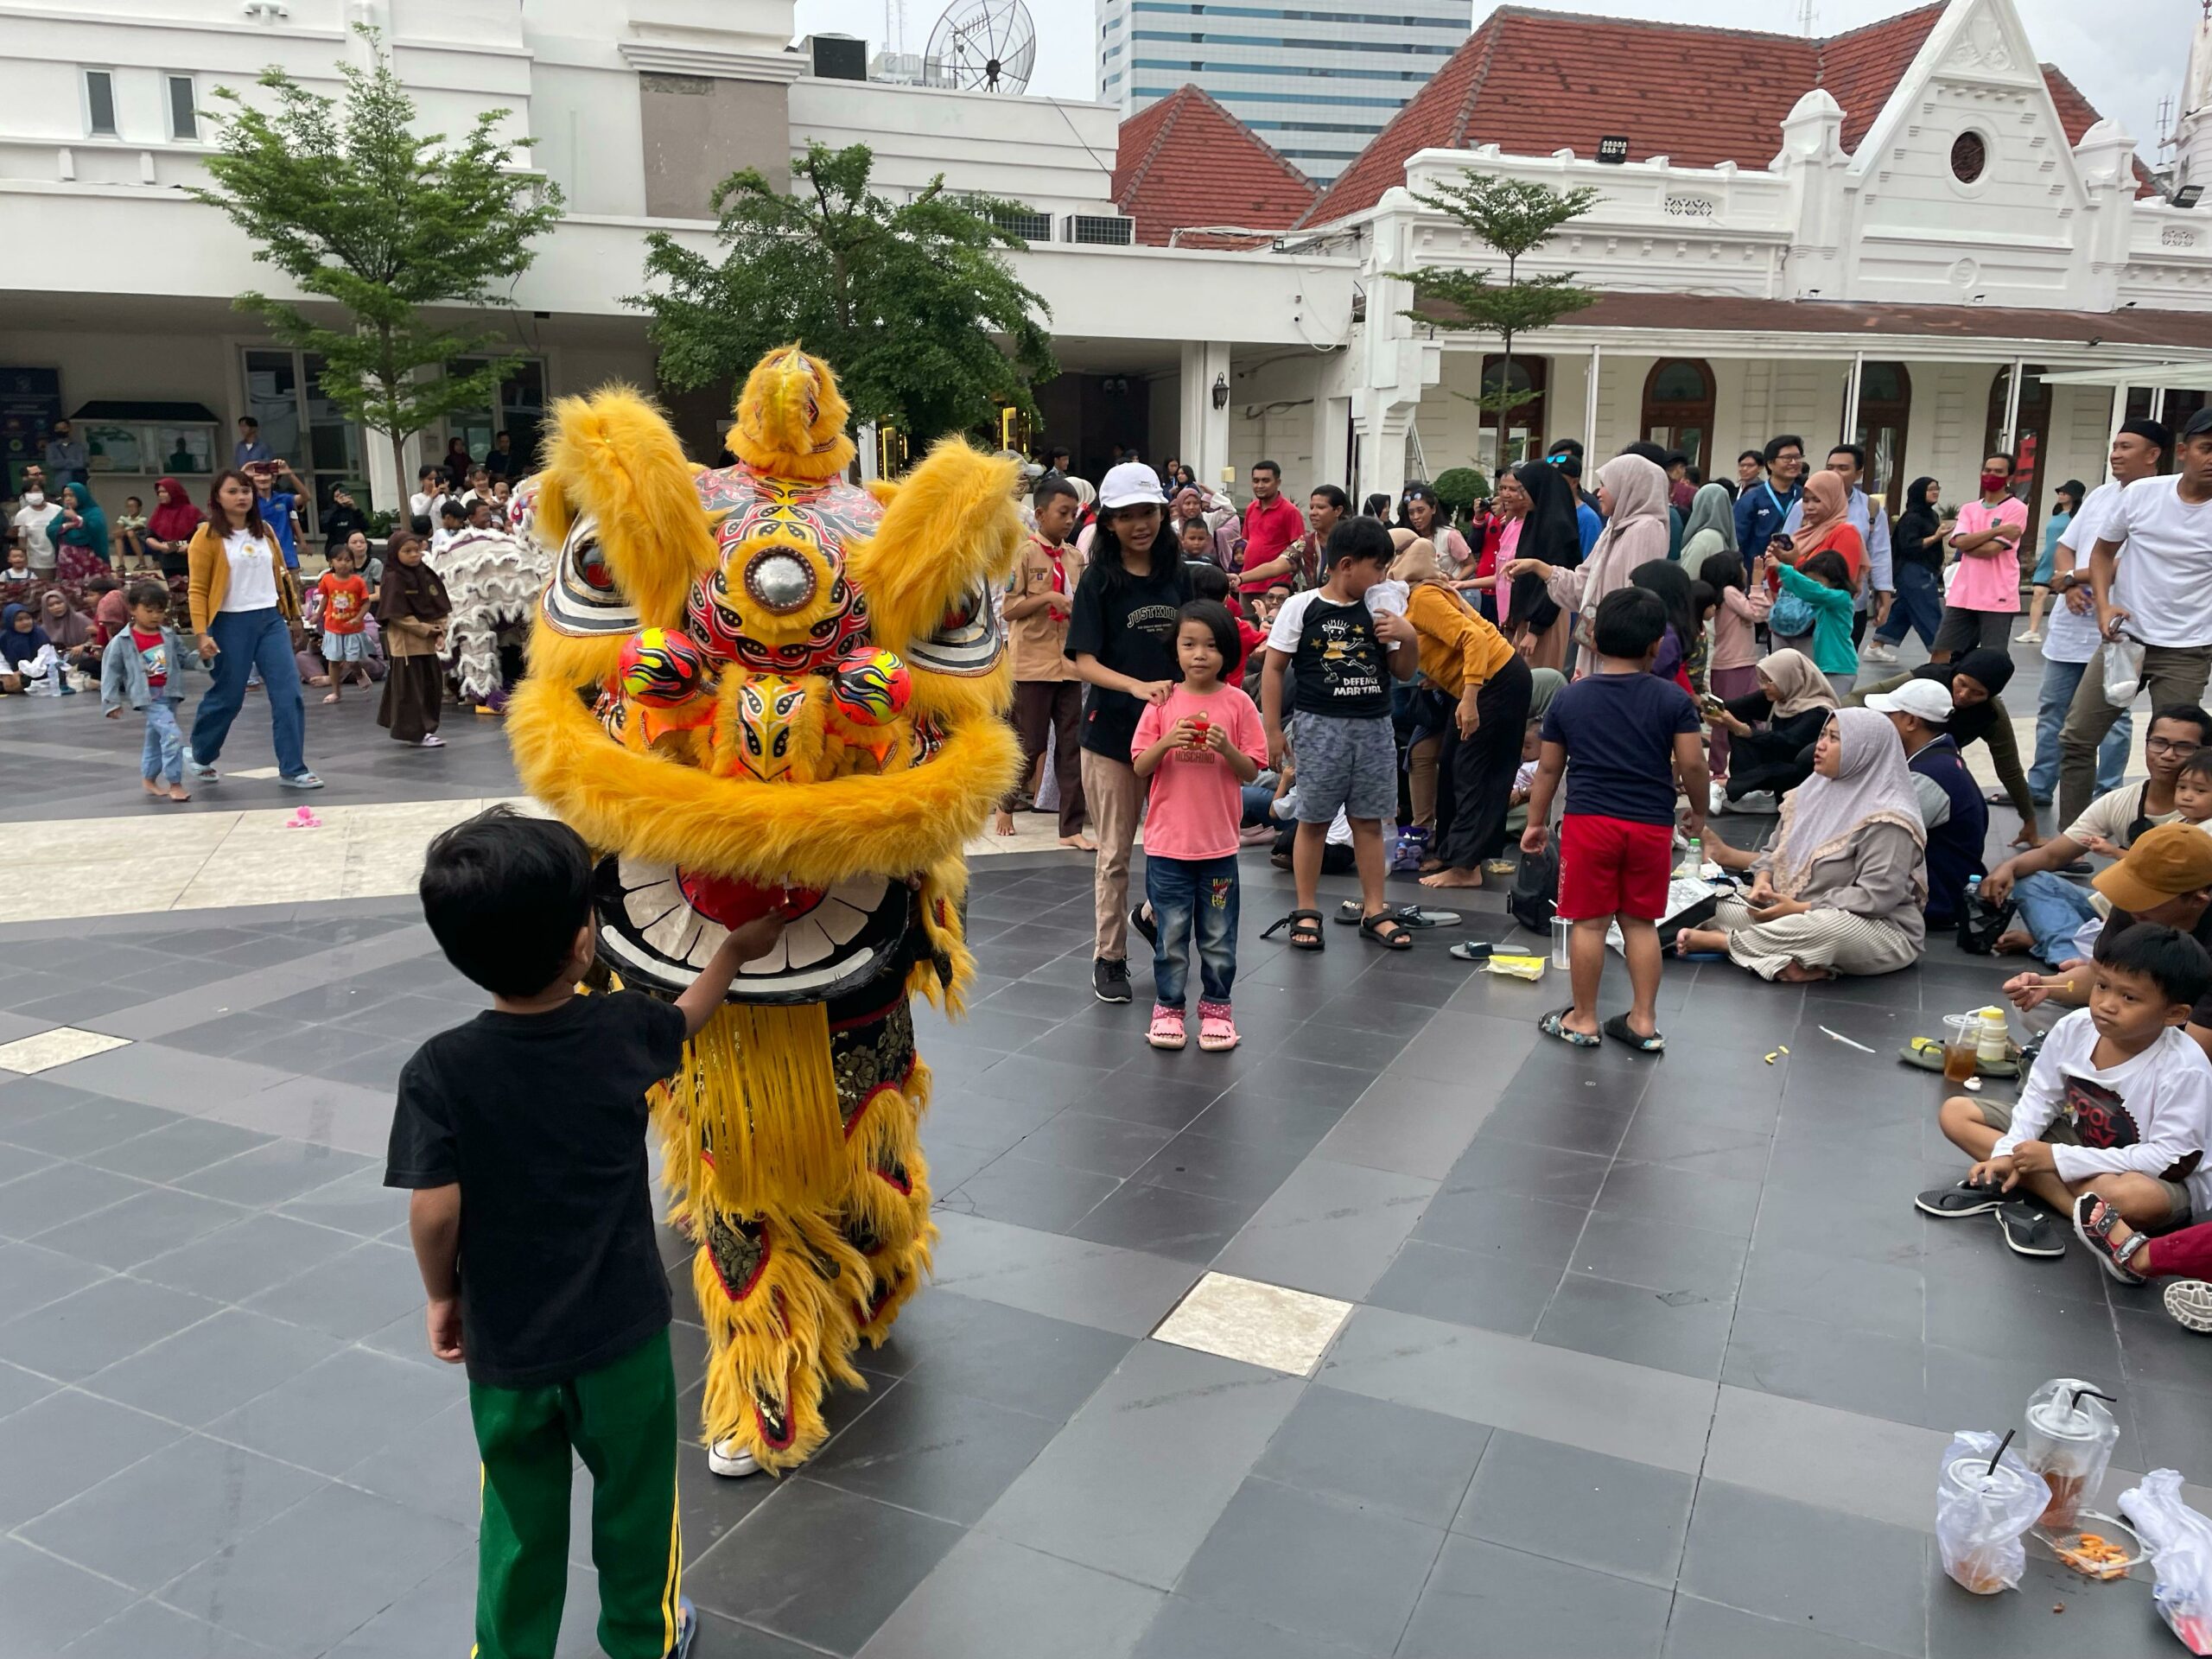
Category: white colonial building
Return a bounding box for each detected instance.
[3,0,2212,543]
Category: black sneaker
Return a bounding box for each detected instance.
[1129,905,1158,948]
[1998,1201,2066,1259]
[1915,1179,2007,1219]
[1093,957,1132,1003]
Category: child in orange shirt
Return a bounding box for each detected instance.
[313,541,373,703]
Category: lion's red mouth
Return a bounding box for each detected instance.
[677,870,823,930]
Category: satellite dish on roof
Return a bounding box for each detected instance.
[925,0,1035,95]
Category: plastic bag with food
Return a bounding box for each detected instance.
[1936,1432,2050,1595]
[2106,635,2147,708]
[2121,1469,2212,1655]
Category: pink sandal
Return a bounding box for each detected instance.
[1197,1001,1238,1052]
[1147,1005,1186,1050]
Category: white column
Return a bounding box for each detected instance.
[1840,352,1865,449]
[2152,386,2169,425]
[2000,358,2024,451]
[1581,343,1602,461]
[2108,385,2130,474]
[1179,340,1232,491]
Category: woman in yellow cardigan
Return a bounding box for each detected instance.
[1392,536,1531,890]
[184,470,321,788]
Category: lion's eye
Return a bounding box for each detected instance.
[577,542,613,591]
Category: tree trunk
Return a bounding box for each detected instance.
[1496,336,1514,480]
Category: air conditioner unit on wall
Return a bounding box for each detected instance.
[809,35,868,81]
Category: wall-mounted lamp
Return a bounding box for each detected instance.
[1211,372,1230,410]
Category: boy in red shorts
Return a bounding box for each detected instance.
[1520,588,1707,1053]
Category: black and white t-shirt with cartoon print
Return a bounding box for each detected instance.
[1992,1007,2212,1210]
[1266,588,1390,720]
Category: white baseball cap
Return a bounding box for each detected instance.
[1098,461,1166,511]
[1865,678,1955,724]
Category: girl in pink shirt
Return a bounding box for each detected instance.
[1700,550,1773,780]
[1131,601,1268,1053]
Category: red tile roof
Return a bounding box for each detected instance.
[1300,2,2141,226]
[1112,86,1320,249]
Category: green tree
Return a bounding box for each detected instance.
[1396,175,1600,475]
[633,142,1055,446]
[189,28,563,510]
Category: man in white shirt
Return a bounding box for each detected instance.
[2031,420,2167,806]
[2059,408,2212,827]
[11,485,62,575]
[1789,444,1896,657]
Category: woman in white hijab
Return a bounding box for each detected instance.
[1676,707,1928,981]
[1501,453,1670,678]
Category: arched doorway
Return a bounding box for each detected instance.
[1985,365,2052,543]
[1478,355,1547,472]
[1852,361,1911,509]
[1641,359,1715,476]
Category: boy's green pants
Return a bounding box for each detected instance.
[467,1327,682,1659]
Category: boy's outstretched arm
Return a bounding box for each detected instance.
[407,1185,463,1363]
[675,912,791,1037]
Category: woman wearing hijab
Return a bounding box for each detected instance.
[376,531,452,747]
[0,602,57,694]
[1502,461,1581,671]
[1388,537,1533,889]
[49,482,110,586]
[143,478,203,582]
[1679,480,1738,569]
[1767,469,1864,654]
[37,589,96,676]
[1702,648,1838,808]
[1502,453,1669,678]
[1866,477,1950,659]
[1676,707,1928,981]
[1848,647,2040,846]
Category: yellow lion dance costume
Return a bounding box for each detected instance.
[507,346,1020,1473]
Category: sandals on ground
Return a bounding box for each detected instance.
[1603,1013,1666,1055]
[1360,912,1413,950]
[1262,909,1325,950]
[1338,899,1460,928]
[2073,1193,2149,1285]
[1539,1007,1600,1048]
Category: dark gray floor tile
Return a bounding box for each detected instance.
[24,1431,327,1592]
[944,1154,1122,1233]
[1010,1109,1178,1177]
[134,1211,360,1302]
[1472,1095,1636,1158]
[686,1481,963,1654]
[164,1011,308,1058]
[1071,1177,1255,1262]
[161,1480,470,1656]
[807,1380,1059,1523]
[0,1357,56,1421]
[0,1138,57,1187]
[1593,1159,1766,1239]
[1677,1480,1927,1656]
[1251,1385,1490,1529]
[855,1529,1163,1659]
[1080,1072,1230,1133]
[1129,1595,1380,1659]
[1365,1239,1561,1338]
[895,1294,1133,1421]
[54,1596,280,1659]
[241,1239,425,1340]
[1438,1135,1613,1205]
[697,1612,832,1657]
[1272,1020,1409,1074]
[0,1535,137,1656]
[79,1116,276,1181]
[1185,1083,1348,1153]
[4,1095,183,1158]
[1412,1185,1591,1264]
[0,1273,223,1382]
[0,1239,111,1319]
[2115,1306,2212,1394]
[1736,1242,1926,1344]
[1132,1128,1310,1206]
[1722,1304,1928,1423]
[1176,1477,1445,1655]
[1212,1158,1436,1302]
[1396,1535,1672,1658]
[206,1345,461,1476]
[1662,1593,1914,1659]
[930,1212,1199,1338]
[84,1306,341,1427]
[47,1044,292,1113]
[1569,1211,1749,1303]
[33,1186,250,1270]
[1536,1273,1734,1381]
[0,1388,181,1529]
[341,1395,484,1529]
[1452,1432,1695,1587]
[1614,1112,1773,1183]
[978,1342,1301,1590]
[274,1164,409,1237]
[177,1140,377,1207]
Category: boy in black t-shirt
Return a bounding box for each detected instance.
[1521,588,1707,1054]
[385,806,789,1659]
[1259,517,1419,950]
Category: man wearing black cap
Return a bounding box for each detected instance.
[2059,410,2212,827]
[2034,419,2167,808]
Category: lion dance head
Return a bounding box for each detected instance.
[505,347,1023,1470]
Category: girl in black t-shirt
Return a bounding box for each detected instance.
[1065,463,1193,1004]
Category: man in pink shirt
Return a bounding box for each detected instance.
[1935,450,2029,662]
[1238,460,1305,603]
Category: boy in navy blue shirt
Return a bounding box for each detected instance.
[1521,588,1707,1053]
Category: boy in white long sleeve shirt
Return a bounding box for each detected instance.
[1917,920,2212,1260]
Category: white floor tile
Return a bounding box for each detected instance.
[0,1027,132,1075]
[1149,1270,1353,1376]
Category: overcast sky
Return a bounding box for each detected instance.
[791,0,2190,165]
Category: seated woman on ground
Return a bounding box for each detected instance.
[1677,706,1928,982]
[1701,648,1836,810]
[1848,648,2039,848]
[1974,708,2212,968]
